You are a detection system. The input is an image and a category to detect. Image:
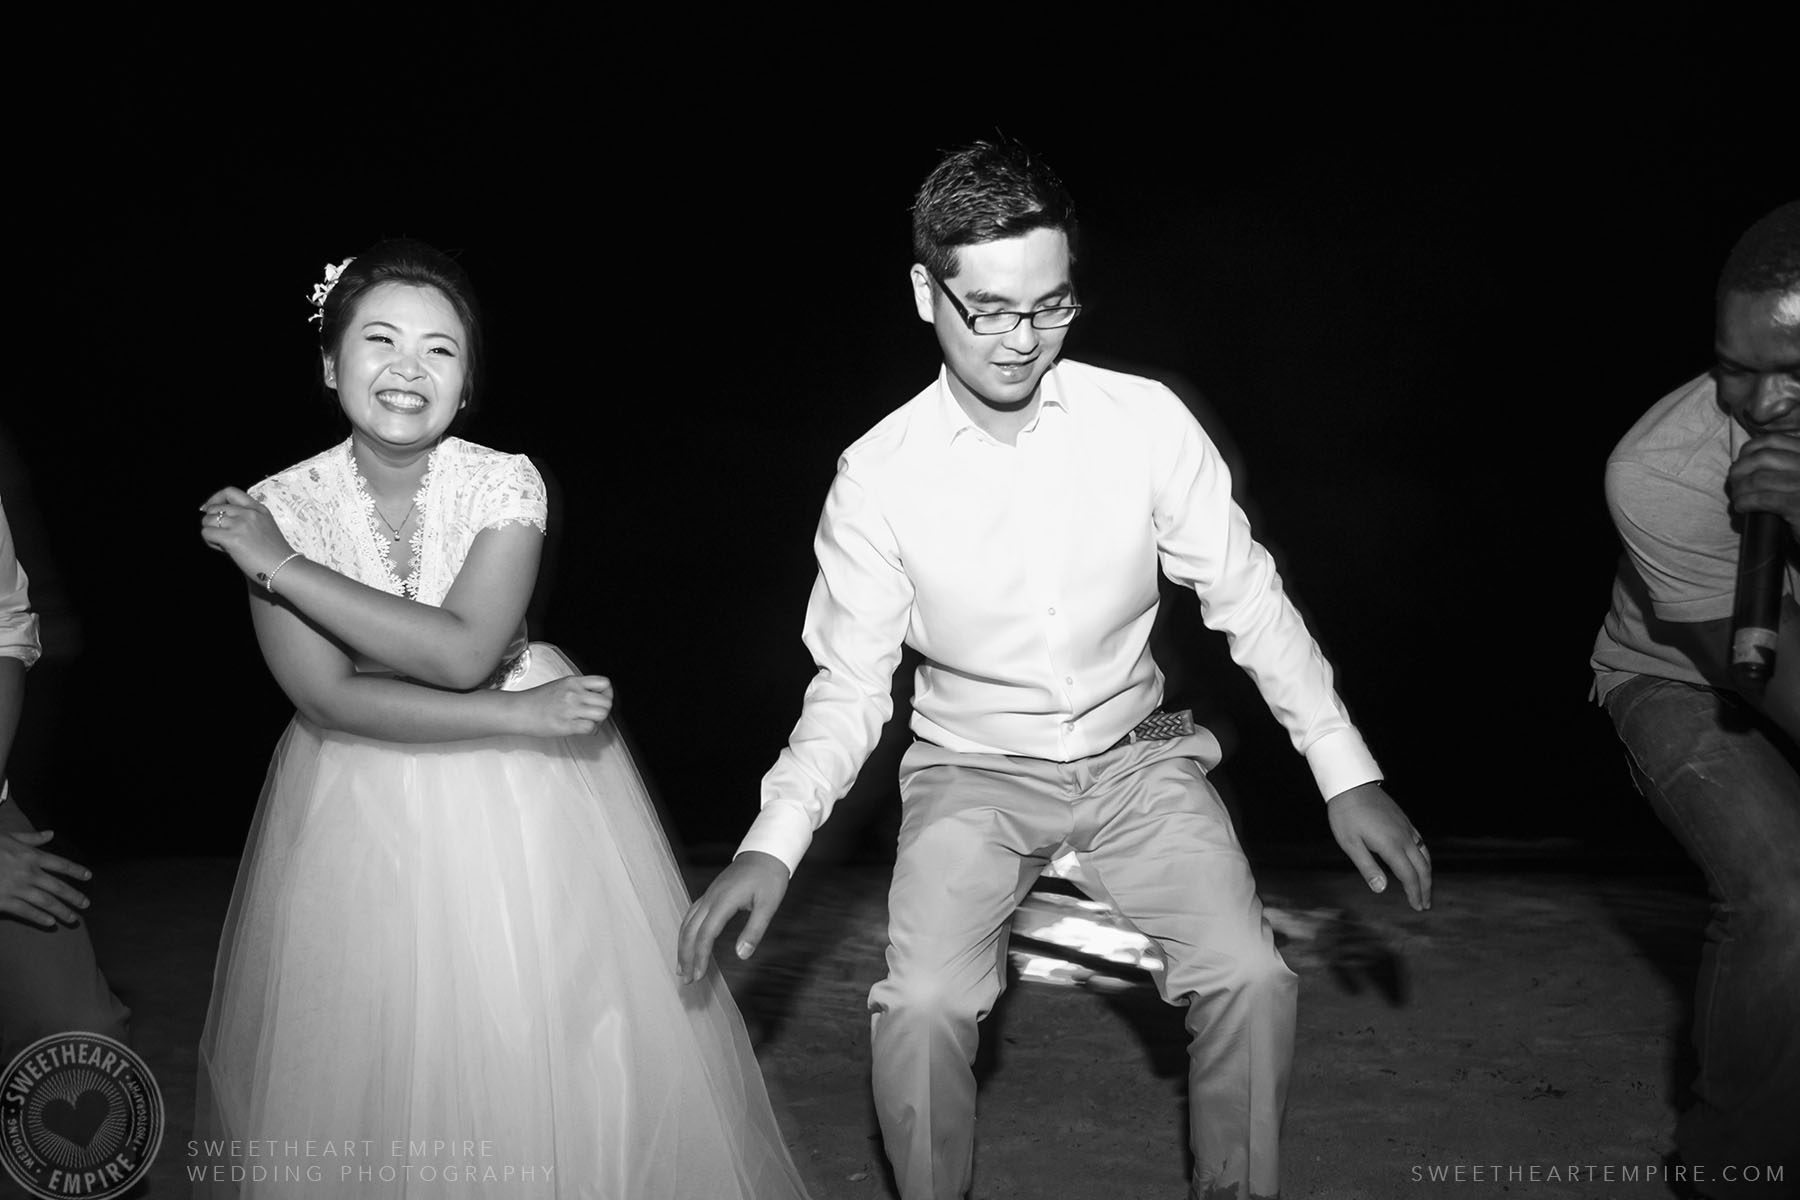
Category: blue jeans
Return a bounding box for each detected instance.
[1605,674,1800,1194]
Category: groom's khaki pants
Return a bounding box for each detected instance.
[869,732,1294,1200]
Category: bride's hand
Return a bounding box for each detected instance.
[199,486,295,581]
[511,675,614,738]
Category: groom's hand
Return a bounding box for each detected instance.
[677,851,790,985]
[1327,782,1432,912]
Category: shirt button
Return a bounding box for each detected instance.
[1047,607,1056,616]
[1064,676,1074,685]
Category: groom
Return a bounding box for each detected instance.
[679,137,1430,1200]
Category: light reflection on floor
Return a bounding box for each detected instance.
[1010,853,1342,993]
[1011,890,1165,991]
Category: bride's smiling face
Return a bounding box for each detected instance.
[325,283,468,452]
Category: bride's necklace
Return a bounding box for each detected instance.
[349,441,430,547]
[371,498,417,543]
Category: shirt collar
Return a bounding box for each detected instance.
[935,361,1069,445]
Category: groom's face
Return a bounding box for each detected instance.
[910,227,1075,417]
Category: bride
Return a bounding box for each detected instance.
[192,239,811,1199]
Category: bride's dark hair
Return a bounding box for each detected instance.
[315,238,485,420]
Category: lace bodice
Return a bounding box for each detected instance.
[250,438,548,679]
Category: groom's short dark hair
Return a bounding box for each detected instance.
[911,137,1079,280]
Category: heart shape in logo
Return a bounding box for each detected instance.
[42,1090,111,1148]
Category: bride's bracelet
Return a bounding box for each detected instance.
[258,552,304,594]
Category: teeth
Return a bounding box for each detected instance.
[378,391,426,411]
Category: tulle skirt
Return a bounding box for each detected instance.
[193,645,810,1199]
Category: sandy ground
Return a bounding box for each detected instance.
[713,862,1712,1200]
[18,855,1728,1200]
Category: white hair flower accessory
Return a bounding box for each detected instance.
[306,257,357,326]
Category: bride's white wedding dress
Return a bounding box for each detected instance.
[193,437,809,1199]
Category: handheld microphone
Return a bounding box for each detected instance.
[1730,511,1787,686]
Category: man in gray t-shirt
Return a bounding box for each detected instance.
[1591,200,1799,1196]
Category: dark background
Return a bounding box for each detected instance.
[4,31,1790,866]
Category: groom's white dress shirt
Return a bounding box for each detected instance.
[738,359,1381,873]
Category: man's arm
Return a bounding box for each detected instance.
[1146,389,1430,909]
[0,499,35,773]
[1147,390,1380,790]
[677,464,915,982]
[1723,431,1800,740]
[1611,435,1800,744]
[0,656,20,790]
[0,512,92,927]
[1,704,95,923]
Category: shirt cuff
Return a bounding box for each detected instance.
[734,801,816,877]
[1304,727,1383,801]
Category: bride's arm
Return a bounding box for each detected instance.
[248,585,612,743]
[204,485,536,691]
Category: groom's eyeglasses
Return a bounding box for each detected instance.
[928,269,1082,336]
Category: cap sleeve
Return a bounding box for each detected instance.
[472,453,548,534]
[250,471,328,563]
